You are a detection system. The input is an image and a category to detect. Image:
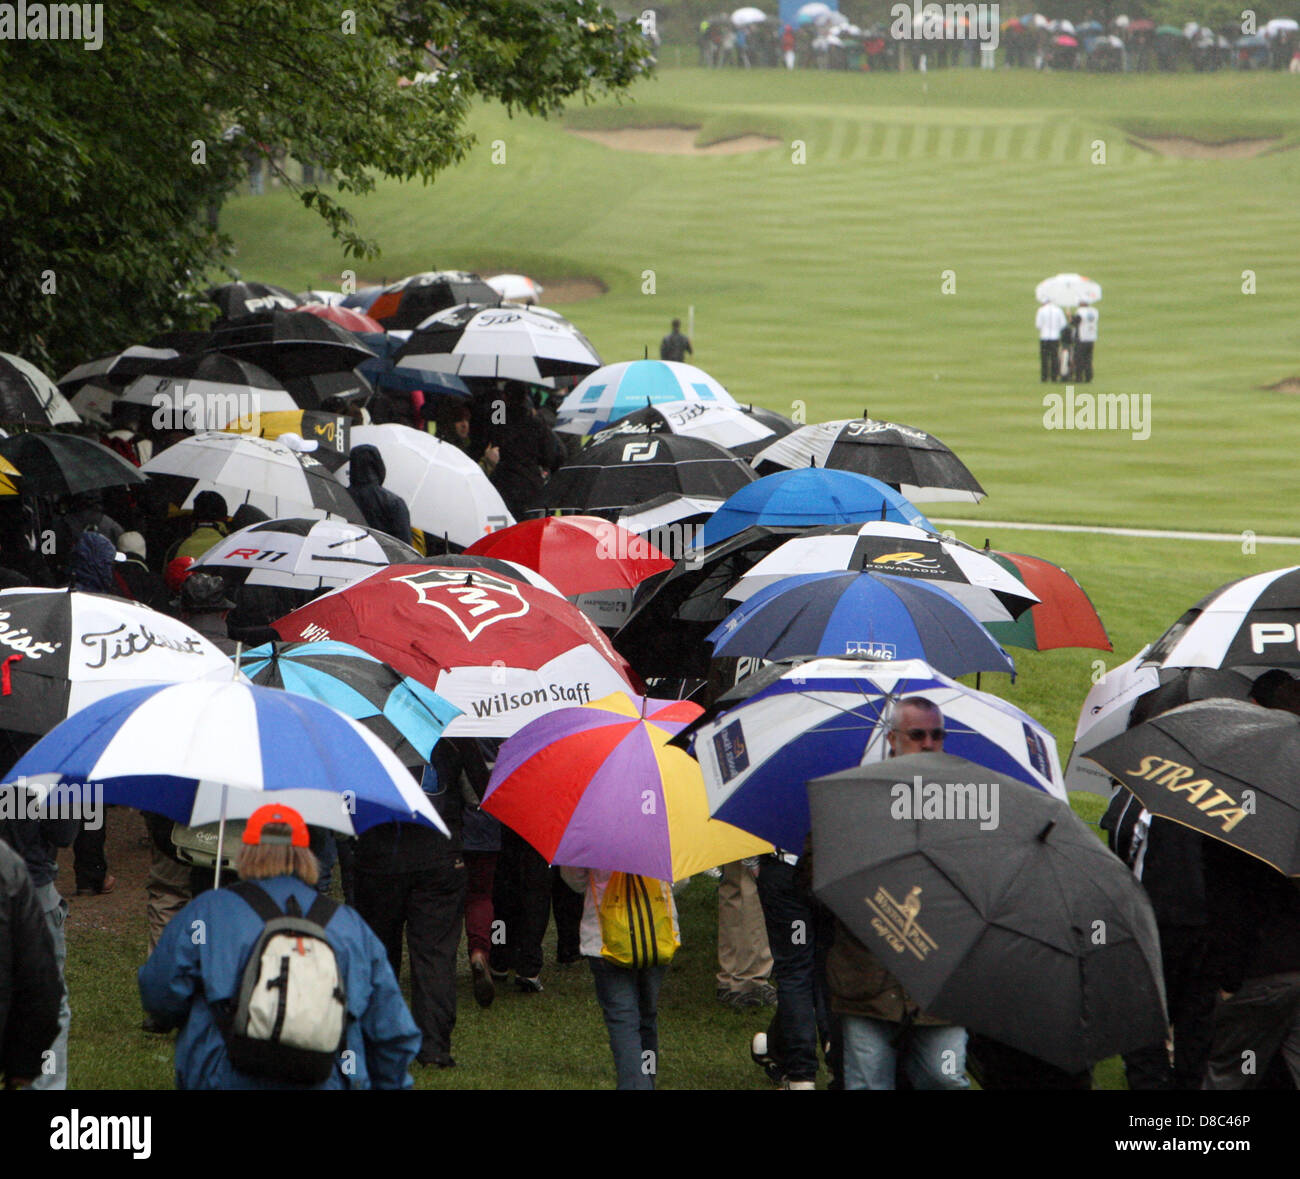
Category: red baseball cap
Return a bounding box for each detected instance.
[165,555,195,593]
[242,803,309,848]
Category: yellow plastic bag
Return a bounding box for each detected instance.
[595,872,679,969]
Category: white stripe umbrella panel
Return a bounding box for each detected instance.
[0,353,80,426]
[590,401,775,453]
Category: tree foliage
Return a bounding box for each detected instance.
[0,0,653,373]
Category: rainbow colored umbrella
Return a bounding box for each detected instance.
[982,551,1111,652]
[482,692,771,881]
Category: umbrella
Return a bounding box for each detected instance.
[1155,25,1183,37]
[682,656,1065,848]
[591,401,777,459]
[354,333,471,403]
[410,552,567,596]
[193,516,420,592]
[809,753,1167,1073]
[616,493,724,544]
[0,354,80,426]
[1064,646,1160,795]
[465,516,673,631]
[556,360,738,435]
[205,310,376,381]
[484,274,544,305]
[740,404,797,439]
[0,433,144,497]
[1266,18,1299,35]
[57,345,180,397]
[341,423,514,548]
[706,570,1016,677]
[1128,18,1155,32]
[397,304,601,385]
[141,432,364,524]
[981,550,1111,651]
[1035,274,1101,306]
[0,588,239,736]
[363,272,500,330]
[482,692,771,879]
[1084,698,1300,875]
[1053,34,1078,46]
[224,408,352,472]
[296,302,384,335]
[732,7,767,26]
[272,564,641,737]
[726,522,1039,624]
[207,281,302,319]
[696,469,933,549]
[5,680,448,845]
[281,369,376,413]
[0,456,19,496]
[750,418,986,504]
[536,433,757,515]
[120,353,298,431]
[239,640,460,767]
[1141,565,1300,673]
[797,2,832,25]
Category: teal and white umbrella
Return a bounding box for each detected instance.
[556,360,739,435]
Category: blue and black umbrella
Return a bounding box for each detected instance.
[706,570,1015,678]
[239,640,460,766]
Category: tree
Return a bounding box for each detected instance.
[0,0,654,374]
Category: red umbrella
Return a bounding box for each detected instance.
[983,551,1111,652]
[272,564,641,736]
[297,302,384,335]
[464,516,674,631]
[1054,33,1078,46]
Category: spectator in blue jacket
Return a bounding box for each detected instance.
[138,803,421,1089]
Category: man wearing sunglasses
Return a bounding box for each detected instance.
[827,696,970,1089]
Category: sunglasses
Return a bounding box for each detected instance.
[897,728,945,742]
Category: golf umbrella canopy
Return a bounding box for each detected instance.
[58,345,180,397]
[726,522,1038,624]
[193,516,420,591]
[141,432,365,524]
[297,302,384,335]
[683,656,1064,849]
[732,7,766,25]
[205,310,377,381]
[0,456,18,496]
[272,564,640,737]
[1141,566,1300,673]
[696,469,933,549]
[484,274,544,304]
[556,361,739,435]
[0,354,80,426]
[537,433,757,514]
[0,589,239,736]
[1035,273,1102,306]
[707,570,1016,678]
[342,424,514,548]
[482,692,771,880]
[207,281,302,319]
[397,303,601,385]
[239,640,460,766]
[750,418,986,504]
[6,680,447,837]
[983,551,1111,652]
[1083,698,1300,875]
[120,353,297,430]
[363,271,500,330]
[809,753,1167,1073]
[0,433,144,497]
[1065,646,1159,794]
[590,400,777,459]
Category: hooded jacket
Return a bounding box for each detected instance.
[348,445,412,543]
[0,841,63,1082]
[68,530,118,594]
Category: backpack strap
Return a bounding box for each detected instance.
[227,880,284,922]
[305,892,341,929]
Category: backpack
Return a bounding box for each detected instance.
[220,881,349,1085]
[594,872,679,969]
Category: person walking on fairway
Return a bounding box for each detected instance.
[1035,300,1067,383]
[1075,301,1098,382]
[660,319,693,363]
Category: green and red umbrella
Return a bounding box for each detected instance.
[983,551,1111,652]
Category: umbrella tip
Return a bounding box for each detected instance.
[1037,820,1055,843]
[644,345,649,360]
[984,537,990,551]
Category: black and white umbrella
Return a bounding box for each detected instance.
[120,353,298,431]
[207,281,303,320]
[362,271,500,330]
[204,310,376,381]
[396,303,602,385]
[751,417,986,503]
[590,400,778,459]
[725,522,1039,623]
[0,353,80,427]
[1142,566,1300,673]
[0,433,144,497]
[141,432,364,524]
[536,434,757,514]
[192,517,420,592]
[0,589,238,735]
[58,345,181,396]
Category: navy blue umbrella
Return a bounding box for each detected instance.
[706,570,1015,678]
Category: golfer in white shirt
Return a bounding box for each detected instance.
[1035,300,1067,383]
[1075,302,1098,382]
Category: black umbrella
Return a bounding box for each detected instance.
[1132,667,1254,724]
[282,368,374,412]
[0,354,80,427]
[738,403,797,439]
[752,417,986,504]
[809,752,1167,1073]
[0,433,144,497]
[1084,697,1300,875]
[57,345,180,396]
[536,434,756,514]
[365,271,500,330]
[204,310,376,381]
[207,281,302,320]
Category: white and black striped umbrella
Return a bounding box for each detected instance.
[359,271,500,330]
[192,517,420,592]
[751,418,986,503]
[591,400,777,459]
[142,433,364,524]
[1142,566,1300,673]
[207,281,303,319]
[0,354,80,427]
[58,345,180,396]
[120,353,298,431]
[396,303,601,384]
[725,522,1039,623]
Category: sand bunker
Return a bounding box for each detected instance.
[1263,377,1300,393]
[1129,135,1285,159]
[568,126,780,155]
[538,277,607,303]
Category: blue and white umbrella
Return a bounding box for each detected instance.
[706,570,1015,677]
[6,680,449,841]
[682,656,1063,848]
[556,360,739,435]
[695,468,933,549]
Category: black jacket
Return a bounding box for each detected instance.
[0,840,62,1082]
[347,445,412,544]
